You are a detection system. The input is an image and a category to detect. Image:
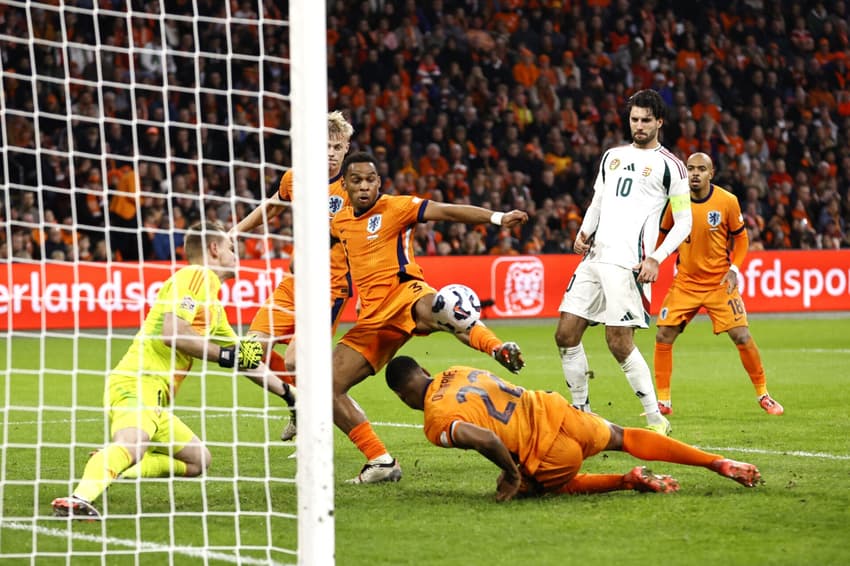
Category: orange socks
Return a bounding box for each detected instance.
[558,474,628,494]
[736,339,768,397]
[469,324,502,356]
[622,428,721,467]
[268,348,296,386]
[348,421,388,461]
[654,342,673,401]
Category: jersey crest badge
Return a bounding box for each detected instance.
[609,158,620,170]
[329,195,344,215]
[642,167,652,176]
[367,214,382,233]
[707,210,721,227]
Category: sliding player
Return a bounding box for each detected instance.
[52,221,292,520]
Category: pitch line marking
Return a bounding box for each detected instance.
[0,520,290,565]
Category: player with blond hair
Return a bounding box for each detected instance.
[654,152,784,416]
[233,111,355,440]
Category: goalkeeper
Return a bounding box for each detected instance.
[52,221,291,520]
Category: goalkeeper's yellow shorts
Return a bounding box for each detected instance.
[105,376,195,454]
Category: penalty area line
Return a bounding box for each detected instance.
[0,520,290,566]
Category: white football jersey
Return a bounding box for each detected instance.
[581,143,688,268]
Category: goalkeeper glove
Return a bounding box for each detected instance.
[219,339,264,370]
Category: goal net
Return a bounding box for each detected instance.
[0,1,332,564]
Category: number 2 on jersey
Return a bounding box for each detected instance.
[456,370,524,424]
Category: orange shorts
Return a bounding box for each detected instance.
[657,281,749,334]
[527,409,612,494]
[339,279,436,373]
[249,274,349,343]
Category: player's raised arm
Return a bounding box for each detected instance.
[422,201,528,228]
[231,190,288,237]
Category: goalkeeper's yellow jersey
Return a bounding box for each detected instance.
[110,265,237,399]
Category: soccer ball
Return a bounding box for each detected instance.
[432,284,482,333]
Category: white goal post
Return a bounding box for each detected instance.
[0,1,333,564]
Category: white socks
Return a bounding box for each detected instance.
[620,347,664,425]
[559,344,589,406]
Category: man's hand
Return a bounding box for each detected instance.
[502,210,529,227]
[219,339,264,370]
[632,257,660,284]
[495,469,522,502]
[721,269,738,293]
[574,231,592,255]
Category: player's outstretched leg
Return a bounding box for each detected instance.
[709,459,762,487]
[51,496,101,521]
[280,383,297,441]
[758,394,784,416]
[346,457,403,484]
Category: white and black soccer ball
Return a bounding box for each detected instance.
[432,284,482,333]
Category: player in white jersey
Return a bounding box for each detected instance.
[555,89,692,435]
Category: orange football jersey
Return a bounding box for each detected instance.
[660,184,746,290]
[278,169,351,299]
[423,366,568,475]
[330,194,428,317]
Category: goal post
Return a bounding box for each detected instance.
[0,1,333,564]
[289,0,335,564]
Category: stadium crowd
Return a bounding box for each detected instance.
[3,0,850,263]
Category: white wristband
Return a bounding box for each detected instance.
[729,264,740,275]
[490,212,504,226]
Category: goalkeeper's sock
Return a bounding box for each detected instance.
[73,444,133,503]
[120,453,188,479]
[468,324,502,357]
[268,348,296,386]
[559,344,590,406]
[654,341,673,402]
[348,421,388,461]
[620,348,664,424]
[736,339,768,397]
[622,428,721,467]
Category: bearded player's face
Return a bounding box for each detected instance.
[343,161,381,213]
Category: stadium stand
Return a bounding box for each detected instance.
[2,0,849,262]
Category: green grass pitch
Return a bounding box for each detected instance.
[1,315,849,565]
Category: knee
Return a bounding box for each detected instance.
[554,327,579,348]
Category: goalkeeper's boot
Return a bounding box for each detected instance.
[52,495,101,521]
[493,342,525,374]
[346,457,402,484]
[645,415,672,436]
[758,394,784,415]
[280,413,297,442]
[622,466,680,493]
[657,401,673,416]
[710,459,762,487]
[279,383,297,441]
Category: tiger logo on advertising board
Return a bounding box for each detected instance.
[491,257,544,316]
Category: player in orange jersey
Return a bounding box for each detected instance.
[332,151,528,484]
[654,153,784,416]
[385,356,761,501]
[232,111,354,440]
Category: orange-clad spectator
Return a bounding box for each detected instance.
[814,37,835,66]
[691,91,721,123]
[676,119,700,157]
[767,159,794,189]
[419,143,450,178]
[339,74,366,109]
[544,137,573,177]
[560,97,580,134]
[512,47,540,88]
[416,52,441,86]
[675,34,703,72]
[489,229,520,256]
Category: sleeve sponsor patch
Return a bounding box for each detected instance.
[179,295,196,312]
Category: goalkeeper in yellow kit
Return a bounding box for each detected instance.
[52,221,291,520]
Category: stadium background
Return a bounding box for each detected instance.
[3,0,850,264]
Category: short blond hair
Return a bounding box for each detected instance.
[328,110,354,140]
[184,220,227,263]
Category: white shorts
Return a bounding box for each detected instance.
[558,261,650,328]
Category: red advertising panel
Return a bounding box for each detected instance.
[2,251,848,330]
